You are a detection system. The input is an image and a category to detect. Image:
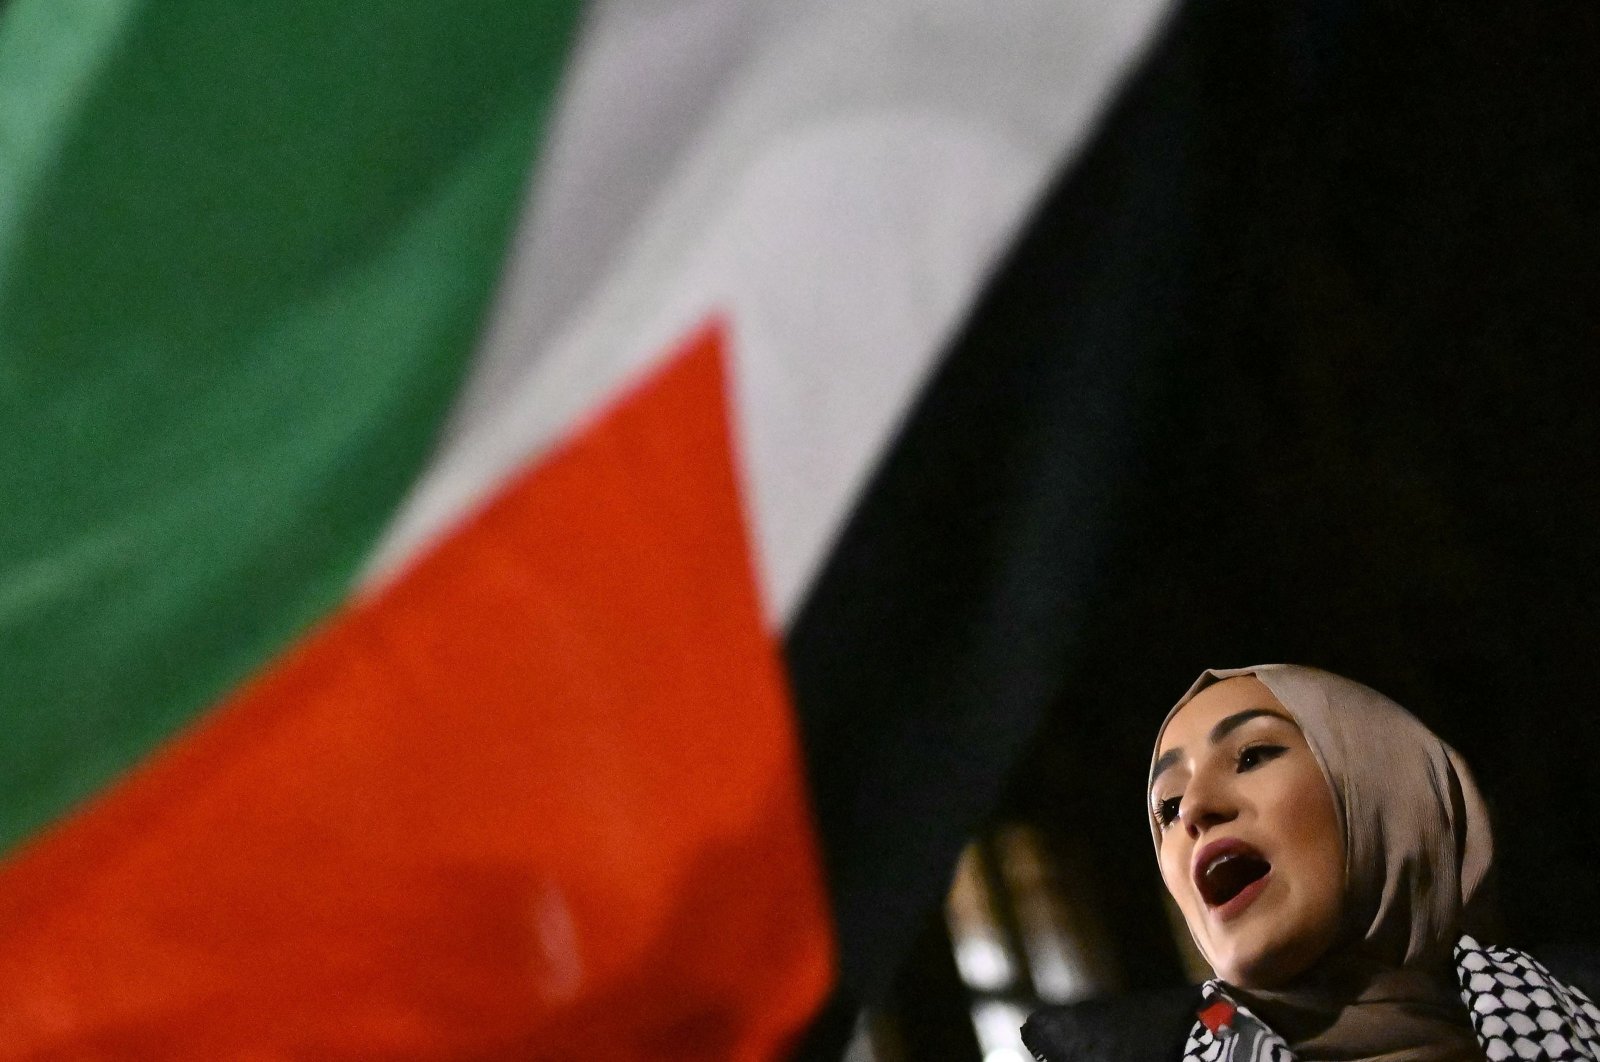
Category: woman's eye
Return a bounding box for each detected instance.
[1154,796,1181,828]
[1237,744,1286,771]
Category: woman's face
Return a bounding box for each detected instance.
[1150,676,1345,989]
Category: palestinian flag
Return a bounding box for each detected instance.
[11,0,1599,1055]
[0,0,1177,1056]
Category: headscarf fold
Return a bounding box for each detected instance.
[1151,665,1496,1062]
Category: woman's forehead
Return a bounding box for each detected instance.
[1157,675,1293,754]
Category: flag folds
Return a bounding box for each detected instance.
[0,0,1171,1054]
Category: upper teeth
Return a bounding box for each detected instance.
[1204,853,1240,877]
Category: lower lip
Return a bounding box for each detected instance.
[1210,872,1270,923]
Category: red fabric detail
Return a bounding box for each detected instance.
[1199,999,1237,1035]
[0,321,833,1060]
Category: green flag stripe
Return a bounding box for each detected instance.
[0,1,141,258]
[0,0,582,855]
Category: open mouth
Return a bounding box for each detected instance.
[1196,846,1271,908]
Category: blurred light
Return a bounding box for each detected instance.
[971,999,1030,1060]
[948,844,1021,991]
[842,1011,877,1062]
[994,824,1104,1003]
[1025,933,1090,1003]
[954,934,1016,991]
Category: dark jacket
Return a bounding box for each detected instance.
[1022,985,1201,1062]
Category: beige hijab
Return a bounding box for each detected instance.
[1151,665,1495,1062]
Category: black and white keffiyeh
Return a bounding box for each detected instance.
[1456,937,1600,1062]
[1180,938,1600,1062]
[1182,980,1293,1062]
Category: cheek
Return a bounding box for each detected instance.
[1157,846,1192,910]
[1158,845,1213,955]
[1279,769,1345,911]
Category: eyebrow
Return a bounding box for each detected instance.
[1149,707,1294,792]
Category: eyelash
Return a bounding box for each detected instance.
[1152,743,1288,829]
[1154,796,1181,829]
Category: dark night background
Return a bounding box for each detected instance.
[799,2,1600,1057]
[1001,0,1600,991]
[998,0,1600,1004]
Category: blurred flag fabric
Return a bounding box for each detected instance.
[0,0,1171,1057]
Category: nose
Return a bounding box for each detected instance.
[1178,768,1238,839]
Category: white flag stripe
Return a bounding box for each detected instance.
[363,0,1173,624]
